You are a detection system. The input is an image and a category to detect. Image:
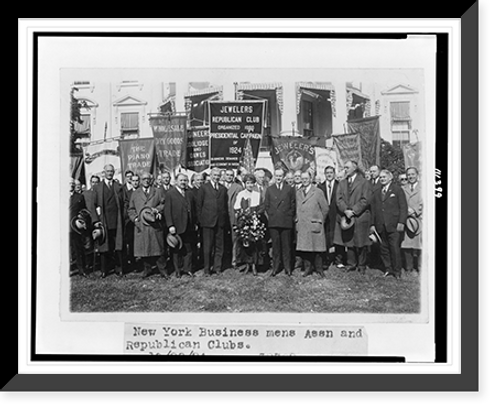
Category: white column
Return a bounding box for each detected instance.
[221,79,237,101]
[332,78,347,135]
[280,82,298,135]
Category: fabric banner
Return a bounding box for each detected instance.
[185,127,210,172]
[83,140,121,187]
[269,136,323,175]
[346,115,381,170]
[118,138,155,181]
[314,146,340,182]
[70,155,86,184]
[209,101,264,169]
[402,141,422,172]
[332,133,363,168]
[150,114,187,172]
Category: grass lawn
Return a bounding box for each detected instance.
[70,265,421,313]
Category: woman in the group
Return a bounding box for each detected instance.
[233,174,266,276]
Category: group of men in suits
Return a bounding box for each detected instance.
[70,161,422,280]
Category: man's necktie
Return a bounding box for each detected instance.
[328,183,332,204]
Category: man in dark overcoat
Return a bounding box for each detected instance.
[334,160,372,274]
[94,164,125,278]
[370,169,408,278]
[123,173,139,273]
[264,168,296,276]
[196,168,228,276]
[317,165,341,268]
[225,169,244,269]
[164,173,197,277]
[70,178,88,277]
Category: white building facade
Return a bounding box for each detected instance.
[72,69,425,173]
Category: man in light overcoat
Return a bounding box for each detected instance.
[401,167,423,275]
[296,170,329,277]
[128,172,168,278]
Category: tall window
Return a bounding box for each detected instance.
[74,114,91,138]
[390,101,411,148]
[302,100,314,137]
[121,112,139,138]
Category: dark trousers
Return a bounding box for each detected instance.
[124,222,136,270]
[141,255,167,276]
[403,248,421,271]
[368,241,384,270]
[100,229,123,275]
[202,226,224,274]
[269,227,292,273]
[70,231,86,274]
[171,232,194,274]
[347,246,367,269]
[300,251,324,275]
[380,228,403,275]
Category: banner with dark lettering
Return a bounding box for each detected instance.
[118,138,155,180]
[209,101,264,169]
[332,133,363,168]
[83,140,121,187]
[269,136,321,174]
[150,114,187,172]
[186,127,210,172]
[346,115,381,170]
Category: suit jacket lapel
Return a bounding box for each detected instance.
[349,175,360,194]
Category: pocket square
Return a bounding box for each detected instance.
[389,193,396,198]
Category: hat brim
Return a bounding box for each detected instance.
[340,216,355,230]
[167,234,183,250]
[140,207,160,227]
[406,216,421,235]
[92,222,106,245]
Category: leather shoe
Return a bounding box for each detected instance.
[347,265,357,272]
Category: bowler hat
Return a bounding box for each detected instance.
[406,215,421,235]
[92,222,106,245]
[166,233,183,250]
[340,215,355,230]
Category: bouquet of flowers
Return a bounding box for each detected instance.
[234,207,266,248]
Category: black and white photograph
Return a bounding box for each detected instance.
[67,67,428,317]
[19,17,470,380]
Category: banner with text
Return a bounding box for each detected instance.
[209,101,264,169]
[186,127,210,172]
[346,115,381,170]
[83,140,121,187]
[332,133,363,169]
[118,138,155,181]
[269,136,323,175]
[315,146,340,182]
[150,114,187,172]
